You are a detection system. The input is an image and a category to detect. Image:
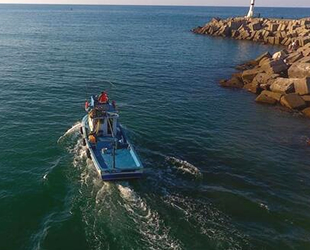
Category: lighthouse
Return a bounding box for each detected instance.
[246,0,255,18]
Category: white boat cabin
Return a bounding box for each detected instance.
[88,96,118,137]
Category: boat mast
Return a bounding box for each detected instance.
[112,139,116,169]
[107,115,117,169]
[246,0,255,18]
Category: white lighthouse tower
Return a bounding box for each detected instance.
[246,0,255,18]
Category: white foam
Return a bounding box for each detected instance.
[95,182,112,204]
[260,202,269,211]
[118,183,137,202]
[78,181,182,249]
[166,156,202,178]
[57,122,81,143]
[70,139,86,168]
[117,184,182,249]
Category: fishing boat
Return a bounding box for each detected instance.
[81,92,143,181]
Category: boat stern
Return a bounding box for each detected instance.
[101,169,143,181]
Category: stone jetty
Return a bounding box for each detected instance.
[220,45,310,118]
[193,17,310,46]
[192,17,310,118]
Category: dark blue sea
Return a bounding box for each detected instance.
[0,4,310,250]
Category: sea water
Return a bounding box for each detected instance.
[0,4,310,250]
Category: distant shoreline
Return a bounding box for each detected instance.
[0,4,309,8]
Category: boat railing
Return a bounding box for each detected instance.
[91,113,119,120]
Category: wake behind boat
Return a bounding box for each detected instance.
[81,92,143,181]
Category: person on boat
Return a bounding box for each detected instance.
[84,100,89,111]
[98,91,109,104]
[112,100,116,109]
[89,109,97,119]
[88,133,97,144]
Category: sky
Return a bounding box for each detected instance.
[0,0,309,7]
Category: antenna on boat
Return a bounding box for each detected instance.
[246,0,255,18]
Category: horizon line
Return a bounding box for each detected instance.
[0,3,309,8]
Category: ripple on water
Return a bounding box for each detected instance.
[162,193,251,250]
[117,183,182,250]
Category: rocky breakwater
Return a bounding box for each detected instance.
[192,16,310,118]
[220,43,310,118]
[192,17,310,46]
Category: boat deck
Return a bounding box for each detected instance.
[92,137,142,171]
[102,148,140,170]
[81,112,143,180]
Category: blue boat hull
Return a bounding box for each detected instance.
[81,115,144,181]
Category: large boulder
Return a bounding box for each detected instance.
[259,57,272,67]
[218,25,232,37]
[255,90,282,104]
[261,90,283,101]
[294,78,310,95]
[301,45,310,57]
[241,67,262,84]
[229,20,244,30]
[284,51,304,64]
[253,32,263,42]
[298,56,310,63]
[300,19,310,26]
[269,23,279,32]
[256,93,277,105]
[252,72,279,90]
[272,50,288,61]
[280,93,307,110]
[243,82,261,94]
[298,36,310,47]
[249,22,262,31]
[255,52,272,63]
[288,62,310,78]
[278,23,287,31]
[274,36,283,45]
[282,38,292,46]
[261,59,288,74]
[297,43,310,54]
[302,107,310,118]
[192,26,202,34]
[270,78,295,94]
[208,25,220,35]
[236,60,258,70]
[268,37,276,45]
[231,30,240,38]
[301,95,310,105]
[239,30,251,39]
[220,76,244,88]
[211,17,221,23]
